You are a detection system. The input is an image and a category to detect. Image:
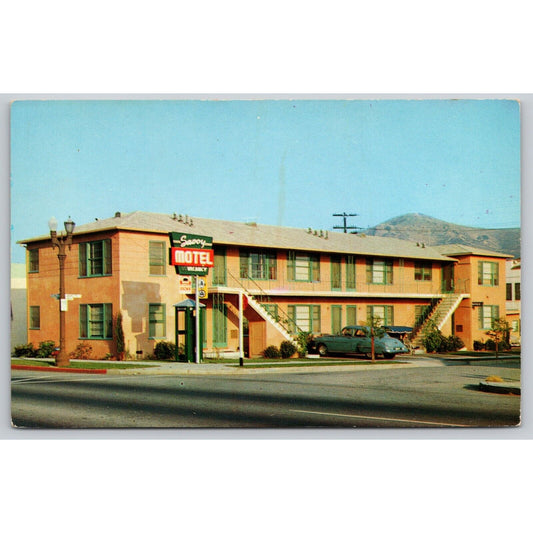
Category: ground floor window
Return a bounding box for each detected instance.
[366,305,394,326]
[346,305,357,326]
[149,303,166,338]
[80,303,113,339]
[331,305,342,334]
[262,303,279,321]
[479,305,500,330]
[288,305,321,334]
[29,306,40,329]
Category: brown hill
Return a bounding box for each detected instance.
[365,213,520,258]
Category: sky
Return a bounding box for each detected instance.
[10,98,520,264]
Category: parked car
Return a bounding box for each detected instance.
[310,325,410,359]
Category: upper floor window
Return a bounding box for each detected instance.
[79,239,112,277]
[346,256,356,290]
[515,282,521,301]
[149,241,166,275]
[414,261,432,281]
[28,249,39,273]
[287,251,320,282]
[506,283,513,300]
[366,259,393,285]
[478,261,499,286]
[240,250,277,280]
[213,247,227,286]
[331,256,341,290]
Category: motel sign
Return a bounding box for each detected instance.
[169,232,213,276]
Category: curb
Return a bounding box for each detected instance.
[11,364,107,375]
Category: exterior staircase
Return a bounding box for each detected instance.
[410,293,467,349]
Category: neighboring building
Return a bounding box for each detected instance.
[10,263,27,351]
[18,211,510,358]
[505,259,521,346]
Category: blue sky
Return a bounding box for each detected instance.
[10,98,520,263]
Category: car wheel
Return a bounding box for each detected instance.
[317,344,328,356]
[383,353,396,360]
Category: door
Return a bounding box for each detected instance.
[441,264,454,293]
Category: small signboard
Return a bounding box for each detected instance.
[169,232,213,275]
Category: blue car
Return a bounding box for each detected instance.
[311,325,409,359]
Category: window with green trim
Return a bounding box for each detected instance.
[366,259,393,285]
[479,305,500,330]
[240,249,277,280]
[149,241,166,275]
[149,303,166,338]
[287,251,320,282]
[29,306,40,329]
[346,256,356,290]
[346,305,357,326]
[414,261,432,281]
[331,256,341,290]
[287,305,321,334]
[28,249,39,273]
[213,293,227,347]
[478,261,499,286]
[366,305,394,326]
[79,239,112,277]
[79,303,113,339]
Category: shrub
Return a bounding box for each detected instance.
[153,341,176,360]
[296,331,314,356]
[36,340,57,358]
[474,340,485,351]
[70,342,93,360]
[280,340,297,359]
[445,335,465,352]
[115,311,125,357]
[262,345,281,359]
[13,343,36,358]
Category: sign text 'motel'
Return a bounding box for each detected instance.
[169,232,213,275]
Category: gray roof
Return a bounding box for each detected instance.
[431,243,512,259]
[20,210,459,261]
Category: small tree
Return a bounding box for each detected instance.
[486,318,512,358]
[115,311,125,360]
[366,316,385,362]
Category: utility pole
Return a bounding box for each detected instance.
[333,212,362,233]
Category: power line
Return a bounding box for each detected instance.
[332,212,363,233]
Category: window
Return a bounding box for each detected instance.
[29,306,40,329]
[28,249,39,273]
[366,259,393,285]
[212,247,226,286]
[346,305,357,326]
[80,303,113,339]
[287,251,320,282]
[331,256,341,290]
[367,305,394,326]
[331,306,342,334]
[478,261,499,286]
[149,304,166,338]
[240,250,277,280]
[149,241,166,275]
[79,239,112,277]
[213,294,228,346]
[287,305,321,334]
[506,283,513,300]
[346,256,356,290]
[414,261,432,281]
[515,282,521,301]
[478,305,500,330]
[415,304,431,325]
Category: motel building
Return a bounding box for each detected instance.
[18,211,510,360]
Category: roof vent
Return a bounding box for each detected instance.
[172,213,178,220]
[115,211,121,218]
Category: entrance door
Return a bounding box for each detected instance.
[248,320,266,357]
[441,264,454,293]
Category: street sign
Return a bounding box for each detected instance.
[51,293,81,300]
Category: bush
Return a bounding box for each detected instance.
[445,335,465,352]
[36,340,57,358]
[280,340,297,359]
[153,341,176,360]
[262,345,281,359]
[474,340,485,351]
[13,343,36,358]
[296,331,314,356]
[70,342,93,360]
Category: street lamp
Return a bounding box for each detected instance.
[49,216,76,367]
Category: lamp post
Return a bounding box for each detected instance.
[49,216,76,367]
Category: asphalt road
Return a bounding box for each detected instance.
[11,360,521,428]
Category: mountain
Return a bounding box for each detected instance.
[365,213,520,258]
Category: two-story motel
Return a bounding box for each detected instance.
[18,211,510,359]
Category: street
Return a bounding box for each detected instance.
[11,359,521,428]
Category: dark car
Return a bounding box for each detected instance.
[311,325,410,359]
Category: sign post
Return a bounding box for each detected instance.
[169,232,213,363]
